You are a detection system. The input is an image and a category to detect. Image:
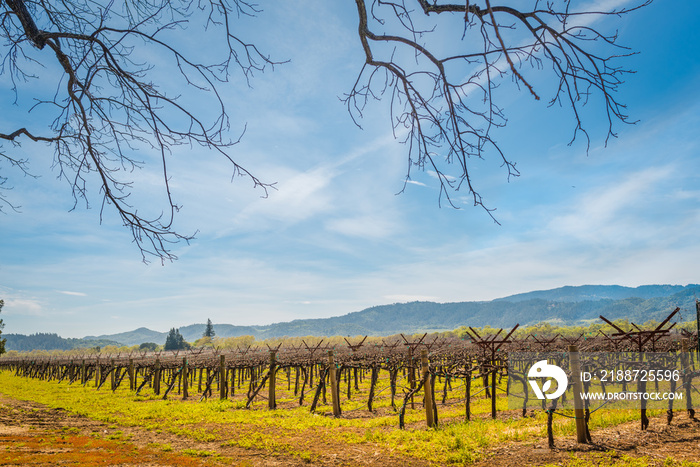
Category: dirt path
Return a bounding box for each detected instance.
[3,392,700,466]
[0,393,426,466]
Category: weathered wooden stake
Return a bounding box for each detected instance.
[219,355,226,400]
[110,360,116,391]
[421,349,435,427]
[128,359,134,391]
[182,358,189,400]
[568,345,588,443]
[408,347,415,409]
[465,371,471,421]
[154,359,161,395]
[681,339,695,419]
[328,351,341,417]
[268,350,277,409]
[491,363,497,419]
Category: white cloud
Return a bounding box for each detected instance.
[576,0,637,16]
[57,290,87,297]
[547,165,674,243]
[3,298,44,316]
[0,0,697,340]
[325,215,397,239]
[233,166,335,228]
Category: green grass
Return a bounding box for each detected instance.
[0,369,693,466]
[542,451,700,467]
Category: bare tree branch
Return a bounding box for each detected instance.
[346,0,651,218]
[0,0,653,259]
[0,0,281,261]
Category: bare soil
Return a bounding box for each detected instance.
[0,393,426,467]
[2,393,700,466]
[472,413,700,466]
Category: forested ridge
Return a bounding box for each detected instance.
[6,284,699,350]
[4,333,120,351]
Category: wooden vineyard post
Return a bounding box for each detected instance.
[268,350,277,409]
[219,355,226,400]
[568,345,588,443]
[408,347,415,409]
[95,359,100,388]
[182,358,189,400]
[154,359,161,395]
[128,359,134,391]
[110,360,116,391]
[491,361,497,420]
[681,339,695,419]
[67,360,74,383]
[421,349,435,428]
[465,370,471,421]
[294,367,300,396]
[328,351,341,417]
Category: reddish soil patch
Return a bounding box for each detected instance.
[0,394,426,466]
[3,393,700,466]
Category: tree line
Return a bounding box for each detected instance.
[3,317,697,359]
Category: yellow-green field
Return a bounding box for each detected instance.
[2,369,699,466]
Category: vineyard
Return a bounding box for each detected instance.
[1,309,700,466]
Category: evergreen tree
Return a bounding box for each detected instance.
[203,319,215,338]
[0,299,6,355]
[164,328,189,351]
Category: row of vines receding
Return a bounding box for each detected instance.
[1,307,699,448]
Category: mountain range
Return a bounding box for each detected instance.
[84,284,699,346]
[5,284,699,350]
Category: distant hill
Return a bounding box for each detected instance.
[5,284,697,350]
[82,327,168,347]
[84,324,262,347]
[80,284,700,346]
[4,333,121,352]
[496,284,697,303]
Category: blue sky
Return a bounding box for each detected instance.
[1,1,698,339]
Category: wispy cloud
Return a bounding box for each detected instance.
[325,215,397,239]
[3,297,44,317]
[0,0,697,340]
[57,290,87,297]
[404,180,428,187]
[231,166,335,230]
[547,165,675,244]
